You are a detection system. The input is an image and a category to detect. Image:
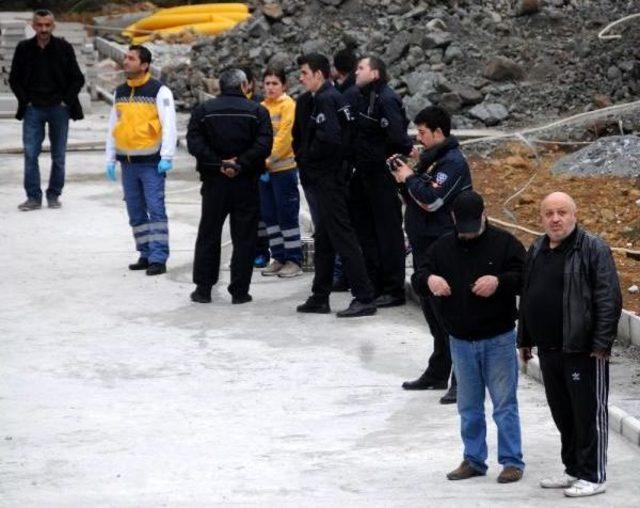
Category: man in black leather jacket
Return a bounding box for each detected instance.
[187,68,273,305]
[518,192,622,498]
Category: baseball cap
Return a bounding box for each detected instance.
[452,191,485,234]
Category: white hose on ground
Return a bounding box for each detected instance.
[598,12,640,40]
[489,216,640,257]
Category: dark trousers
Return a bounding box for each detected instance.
[411,234,454,382]
[256,221,270,259]
[306,165,373,302]
[304,178,345,282]
[193,176,259,297]
[538,349,609,484]
[22,104,69,201]
[350,168,406,298]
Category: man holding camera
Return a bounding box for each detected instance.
[186,68,273,304]
[391,106,472,404]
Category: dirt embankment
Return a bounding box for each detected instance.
[470,143,640,313]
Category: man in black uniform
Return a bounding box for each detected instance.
[351,56,415,307]
[391,106,472,403]
[187,68,273,304]
[332,46,358,95]
[293,53,376,318]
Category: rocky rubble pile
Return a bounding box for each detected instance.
[162,0,640,131]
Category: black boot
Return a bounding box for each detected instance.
[146,263,166,276]
[336,299,377,318]
[402,369,448,390]
[439,374,457,404]
[296,295,331,314]
[374,294,406,308]
[232,294,253,305]
[190,286,212,303]
[439,388,457,404]
[129,258,149,271]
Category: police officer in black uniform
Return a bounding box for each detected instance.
[293,53,376,318]
[187,68,273,304]
[351,56,415,307]
[391,106,472,403]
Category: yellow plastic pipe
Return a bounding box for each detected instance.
[134,11,248,31]
[131,19,238,44]
[155,3,248,15]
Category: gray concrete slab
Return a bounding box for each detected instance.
[1,112,640,506]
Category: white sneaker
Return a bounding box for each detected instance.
[564,479,606,497]
[540,474,577,489]
[261,260,283,276]
[277,261,303,278]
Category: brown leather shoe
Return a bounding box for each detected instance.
[446,460,485,480]
[497,466,523,483]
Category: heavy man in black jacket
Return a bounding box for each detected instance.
[187,68,273,305]
[9,9,85,211]
[518,192,622,498]
[350,56,415,307]
[412,191,526,484]
[293,53,376,318]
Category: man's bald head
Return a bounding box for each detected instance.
[541,192,577,214]
[540,192,577,246]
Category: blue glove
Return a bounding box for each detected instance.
[106,162,117,182]
[158,159,172,174]
[260,172,270,183]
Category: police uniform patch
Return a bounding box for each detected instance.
[380,117,389,128]
[339,106,354,122]
[435,172,448,185]
[316,113,326,124]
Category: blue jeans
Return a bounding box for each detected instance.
[22,104,69,201]
[259,169,303,265]
[450,329,524,474]
[121,162,169,264]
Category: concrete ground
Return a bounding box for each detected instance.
[1,107,640,506]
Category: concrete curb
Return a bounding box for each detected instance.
[404,277,640,448]
[617,309,640,347]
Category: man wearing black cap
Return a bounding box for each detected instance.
[411,191,526,484]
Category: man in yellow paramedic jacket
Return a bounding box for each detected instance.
[105,45,177,276]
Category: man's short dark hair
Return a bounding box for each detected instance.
[240,66,256,84]
[333,47,358,74]
[129,45,153,68]
[364,55,388,83]
[33,9,54,19]
[414,105,451,137]
[297,53,331,79]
